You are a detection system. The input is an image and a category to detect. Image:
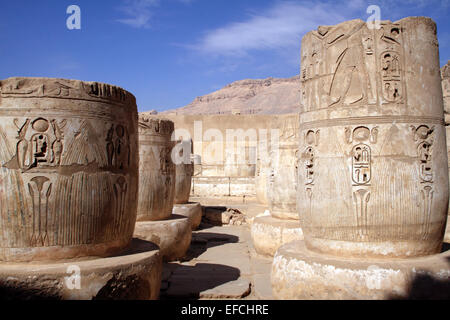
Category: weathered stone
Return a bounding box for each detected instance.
[268,115,299,220]
[255,140,270,205]
[134,214,192,262]
[173,202,203,230]
[200,278,251,299]
[191,176,255,198]
[0,239,162,300]
[251,215,303,257]
[203,207,247,226]
[441,61,450,243]
[174,140,194,204]
[137,116,175,221]
[298,17,448,258]
[0,77,139,262]
[442,61,450,114]
[271,241,450,300]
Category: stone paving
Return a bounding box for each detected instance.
[160,198,274,300]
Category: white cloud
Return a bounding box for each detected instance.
[196,1,347,56]
[117,0,159,28]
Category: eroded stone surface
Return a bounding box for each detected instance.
[298,17,448,258]
[271,240,450,300]
[441,61,450,243]
[0,239,162,300]
[255,139,270,205]
[137,116,175,221]
[174,140,194,204]
[251,215,303,257]
[268,115,299,220]
[203,207,247,226]
[173,202,203,230]
[0,77,139,263]
[134,215,192,262]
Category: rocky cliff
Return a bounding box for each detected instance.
[157,76,301,115]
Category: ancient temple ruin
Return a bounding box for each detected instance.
[134,116,192,261]
[0,78,161,299]
[272,17,450,299]
[0,16,448,301]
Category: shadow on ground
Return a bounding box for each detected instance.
[182,232,239,261]
[160,263,241,300]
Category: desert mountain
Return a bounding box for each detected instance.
[152,76,301,115]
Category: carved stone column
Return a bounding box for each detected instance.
[0,77,162,299]
[137,117,176,221]
[0,77,139,262]
[255,139,270,205]
[173,139,202,230]
[297,17,448,258]
[441,61,450,242]
[272,17,450,300]
[251,114,303,256]
[174,140,194,204]
[267,116,299,221]
[135,116,192,261]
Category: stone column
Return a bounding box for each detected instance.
[255,139,270,205]
[0,78,162,299]
[134,116,192,261]
[272,17,450,299]
[173,139,202,230]
[442,61,450,242]
[251,115,303,256]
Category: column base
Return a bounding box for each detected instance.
[134,214,192,262]
[271,240,450,300]
[251,215,303,257]
[0,239,162,300]
[173,202,203,230]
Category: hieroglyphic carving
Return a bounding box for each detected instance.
[159,146,173,174]
[301,130,320,227]
[113,176,128,231]
[346,126,378,238]
[412,125,435,239]
[378,23,405,104]
[0,78,135,106]
[0,78,138,261]
[412,125,435,183]
[3,118,132,249]
[12,118,67,170]
[421,186,434,240]
[346,126,378,187]
[303,130,320,185]
[299,17,447,257]
[63,120,108,167]
[106,124,131,170]
[300,20,406,111]
[139,116,174,136]
[352,144,371,185]
[353,189,370,237]
[381,51,403,102]
[28,176,52,247]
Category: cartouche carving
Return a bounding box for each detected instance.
[0,78,139,262]
[298,18,446,258]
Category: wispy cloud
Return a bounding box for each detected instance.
[195,1,347,57]
[117,0,159,28]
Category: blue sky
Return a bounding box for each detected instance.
[0,0,449,112]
